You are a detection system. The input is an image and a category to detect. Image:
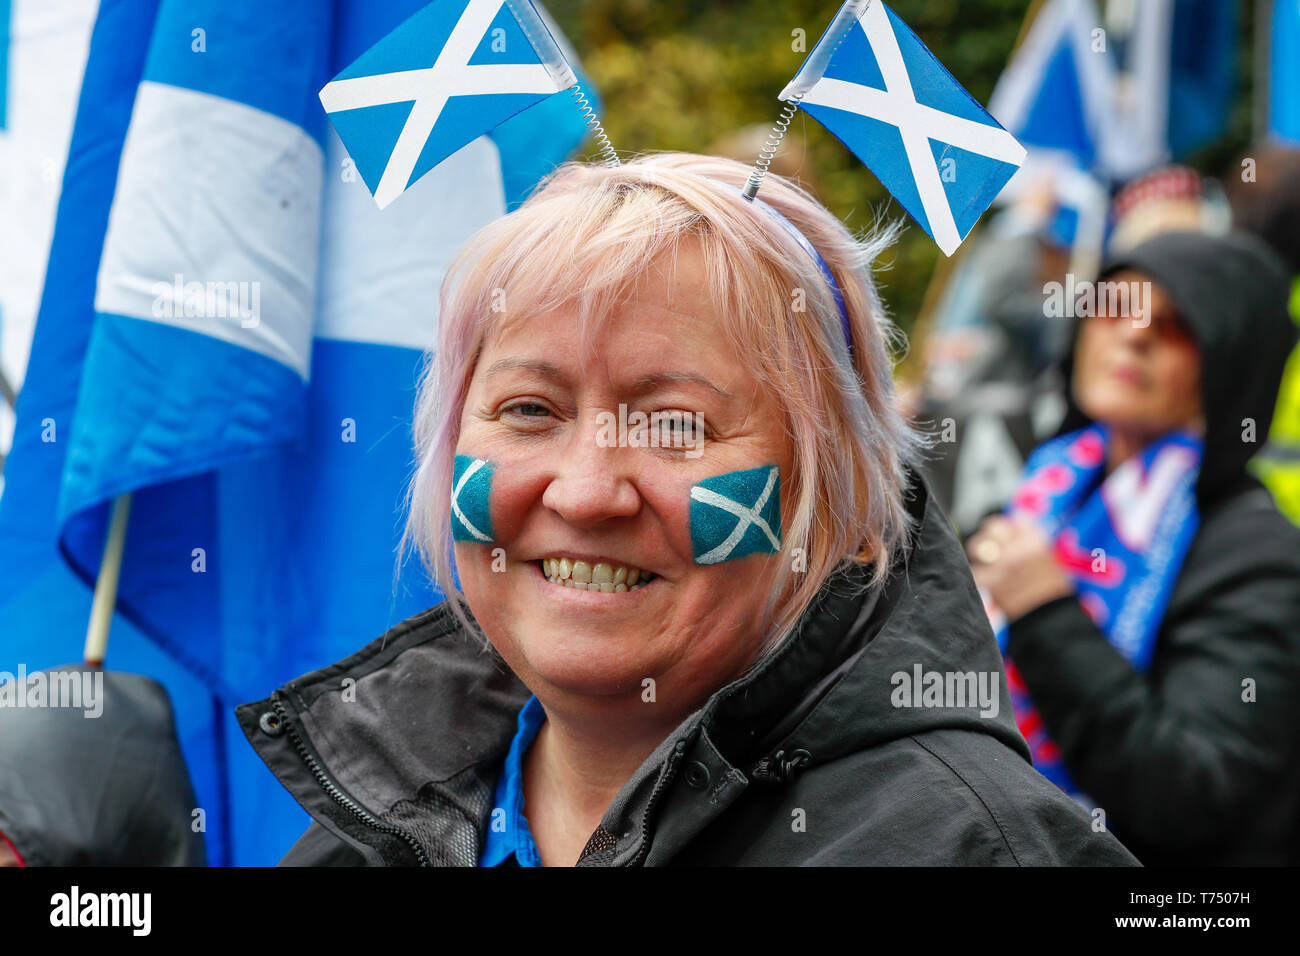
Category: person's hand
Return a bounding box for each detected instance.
[967,515,1074,622]
[0,834,20,867]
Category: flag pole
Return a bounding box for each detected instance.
[84,492,131,668]
[1010,0,1047,56]
[746,0,870,200]
[1253,0,1272,141]
[498,1,617,166]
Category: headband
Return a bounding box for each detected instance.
[709,179,854,361]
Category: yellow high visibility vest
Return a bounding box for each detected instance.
[1251,278,1300,526]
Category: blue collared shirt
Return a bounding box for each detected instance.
[480,695,546,867]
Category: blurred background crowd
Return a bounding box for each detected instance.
[549,0,1300,532]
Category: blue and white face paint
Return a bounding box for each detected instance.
[689,465,782,565]
[451,454,496,543]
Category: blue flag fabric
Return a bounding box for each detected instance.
[0,0,594,865]
[1165,0,1236,161]
[989,0,1236,183]
[321,0,574,208]
[1273,0,1300,145]
[781,0,1025,256]
[0,0,9,131]
[988,0,1111,170]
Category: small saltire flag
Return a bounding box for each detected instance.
[781,0,1026,256]
[321,0,576,209]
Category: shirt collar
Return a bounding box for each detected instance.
[480,695,546,866]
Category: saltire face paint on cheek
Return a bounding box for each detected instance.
[451,454,496,543]
[689,464,783,565]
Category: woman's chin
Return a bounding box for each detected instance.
[1078,394,1160,435]
[489,620,657,696]
[521,655,652,699]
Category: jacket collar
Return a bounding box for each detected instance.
[238,469,1023,865]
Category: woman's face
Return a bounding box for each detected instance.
[1072,270,1203,441]
[454,241,795,712]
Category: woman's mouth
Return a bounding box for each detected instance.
[1109,363,1148,388]
[538,557,657,592]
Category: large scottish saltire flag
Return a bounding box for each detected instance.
[989,0,1236,182]
[1273,0,1300,145]
[780,0,1025,256]
[986,0,1113,171]
[0,0,594,865]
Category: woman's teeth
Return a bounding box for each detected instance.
[540,557,654,592]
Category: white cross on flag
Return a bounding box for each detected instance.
[781,0,1026,255]
[320,0,576,209]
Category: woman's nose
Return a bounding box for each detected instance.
[540,415,642,526]
[1116,310,1154,348]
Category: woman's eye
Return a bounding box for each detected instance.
[649,411,708,445]
[503,402,552,419]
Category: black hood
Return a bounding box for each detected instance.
[1055,230,1297,506]
[0,666,206,866]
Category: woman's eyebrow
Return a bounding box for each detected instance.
[483,360,731,400]
[483,358,569,384]
[627,371,732,400]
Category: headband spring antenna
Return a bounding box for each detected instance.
[570,83,621,168]
[743,93,805,200]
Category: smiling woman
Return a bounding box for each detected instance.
[238,152,1138,868]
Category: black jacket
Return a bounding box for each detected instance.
[237,473,1136,866]
[1007,231,1300,866]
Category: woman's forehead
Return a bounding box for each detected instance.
[484,240,730,351]
[478,295,745,390]
[504,232,711,305]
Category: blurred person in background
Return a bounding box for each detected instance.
[925,176,1075,398]
[927,163,1233,538]
[0,666,205,866]
[967,230,1300,866]
[1106,165,1231,256]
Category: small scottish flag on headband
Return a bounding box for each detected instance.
[782,0,1026,255]
[321,0,577,208]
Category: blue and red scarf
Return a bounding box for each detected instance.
[986,424,1203,796]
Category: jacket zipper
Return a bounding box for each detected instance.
[626,737,690,867]
[271,696,433,867]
